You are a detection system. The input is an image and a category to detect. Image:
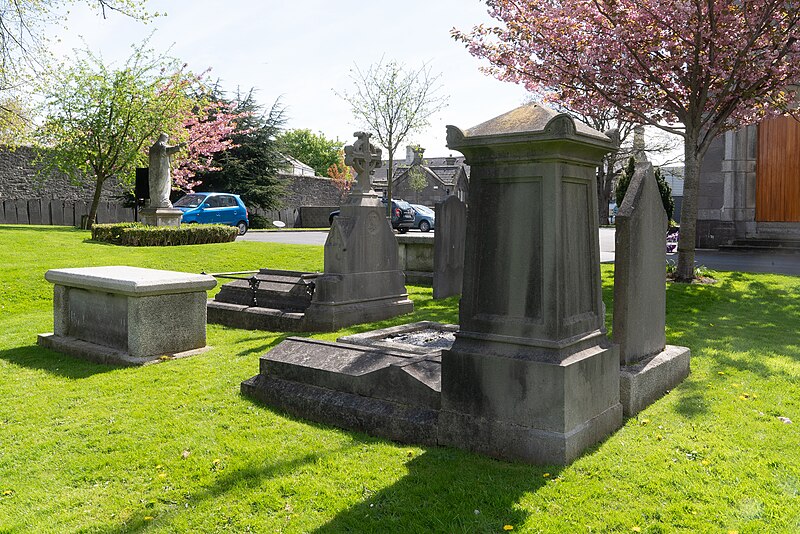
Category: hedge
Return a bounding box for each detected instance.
[91,223,238,246]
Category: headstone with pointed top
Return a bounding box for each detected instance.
[614,161,691,416]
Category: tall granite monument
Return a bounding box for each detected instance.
[242,105,626,466]
[438,104,623,464]
[299,132,414,330]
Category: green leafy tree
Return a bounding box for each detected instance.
[407,166,428,203]
[655,167,675,223]
[194,91,287,210]
[616,157,675,222]
[277,129,341,177]
[337,59,447,216]
[36,42,196,228]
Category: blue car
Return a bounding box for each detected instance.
[173,192,249,235]
[410,204,435,232]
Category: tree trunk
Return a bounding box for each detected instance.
[87,175,106,230]
[597,157,615,225]
[676,137,701,282]
[386,151,394,218]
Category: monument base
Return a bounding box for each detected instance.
[38,333,212,367]
[240,325,625,466]
[303,270,414,331]
[620,345,691,416]
[439,341,623,465]
[140,207,183,227]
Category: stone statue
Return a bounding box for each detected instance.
[344,131,382,193]
[148,133,186,208]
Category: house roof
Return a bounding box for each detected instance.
[372,155,469,186]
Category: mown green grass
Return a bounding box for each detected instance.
[0,224,798,533]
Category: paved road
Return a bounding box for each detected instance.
[239,230,330,245]
[242,228,799,276]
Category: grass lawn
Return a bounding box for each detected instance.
[0,224,799,533]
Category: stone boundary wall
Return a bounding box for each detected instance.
[299,206,338,228]
[278,173,341,210]
[0,146,127,202]
[0,147,344,228]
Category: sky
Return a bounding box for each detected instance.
[48,0,533,159]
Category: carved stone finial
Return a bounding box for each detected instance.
[344,132,382,193]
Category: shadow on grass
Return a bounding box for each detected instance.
[0,344,116,378]
[314,448,549,533]
[96,444,357,534]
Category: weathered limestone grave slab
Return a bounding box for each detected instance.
[242,105,624,465]
[614,162,691,416]
[433,195,467,299]
[38,266,216,366]
[209,132,413,332]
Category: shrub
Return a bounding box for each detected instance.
[91,223,237,246]
[248,213,271,229]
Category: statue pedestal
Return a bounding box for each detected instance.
[140,207,183,227]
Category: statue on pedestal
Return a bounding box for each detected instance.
[148,133,186,208]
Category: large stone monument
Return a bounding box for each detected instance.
[433,195,466,299]
[208,132,413,332]
[614,162,691,415]
[438,104,623,464]
[139,133,185,227]
[298,132,413,330]
[241,105,626,466]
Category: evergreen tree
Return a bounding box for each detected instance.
[615,156,675,223]
[195,91,286,209]
[655,167,675,223]
[615,157,635,207]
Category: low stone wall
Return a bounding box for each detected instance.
[279,173,341,209]
[396,233,434,284]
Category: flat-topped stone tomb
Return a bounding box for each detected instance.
[38,266,216,366]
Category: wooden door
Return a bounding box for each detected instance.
[757,115,800,222]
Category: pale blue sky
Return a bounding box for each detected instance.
[50,0,532,157]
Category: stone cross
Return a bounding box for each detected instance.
[344,131,382,193]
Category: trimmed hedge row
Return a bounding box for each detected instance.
[91,223,238,246]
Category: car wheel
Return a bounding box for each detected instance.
[398,227,409,234]
[237,221,248,235]
[419,220,430,232]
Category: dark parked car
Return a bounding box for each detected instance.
[328,198,416,233]
[410,204,435,232]
[174,192,249,235]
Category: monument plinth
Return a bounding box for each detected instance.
[439,104,623,464]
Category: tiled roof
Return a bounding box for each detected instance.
[372,155,469,186]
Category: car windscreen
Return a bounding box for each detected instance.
[173,194,205,208]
